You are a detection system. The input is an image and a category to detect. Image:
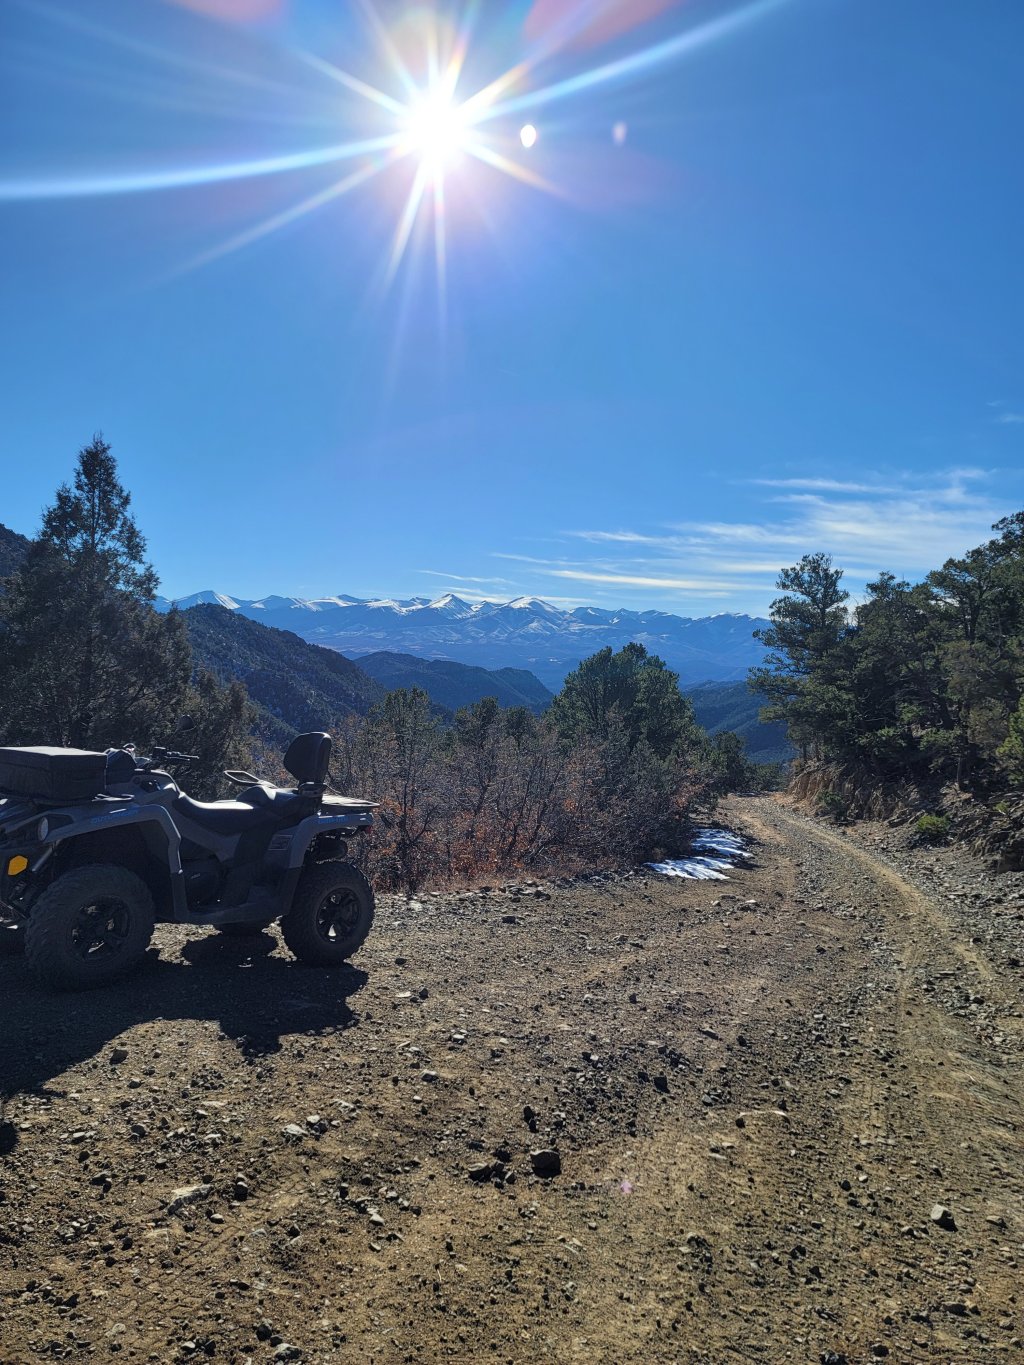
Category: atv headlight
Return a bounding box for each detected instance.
[36,817,49,841]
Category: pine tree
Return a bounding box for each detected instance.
[0,437,246,770]
[749,554,849,757]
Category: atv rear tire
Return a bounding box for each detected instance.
[25,864,155,991]
[282,861,374,967]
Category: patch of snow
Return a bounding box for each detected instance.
[648,857,732,880]
[249,595,316,611]
[505,596,559,613]
[648,827,749,880]
[173,590,240,610]
[691,829,749,859]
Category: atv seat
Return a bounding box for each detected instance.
[173,794,285,836]
[236,784,308,815]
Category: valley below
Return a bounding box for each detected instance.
[2,797,1023,1363]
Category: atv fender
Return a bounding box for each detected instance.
[49,804,188,920]
[271,811,372,916]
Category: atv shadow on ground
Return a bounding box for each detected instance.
[0,930,367,1154]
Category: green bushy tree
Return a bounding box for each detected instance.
[749,514,1024,800]
[550,642,702,759]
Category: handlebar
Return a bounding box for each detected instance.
[146,747,200,767]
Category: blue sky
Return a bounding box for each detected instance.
[3,0,1023,615]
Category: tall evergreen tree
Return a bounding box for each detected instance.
[749,553,849,757]
[0,437,251,776]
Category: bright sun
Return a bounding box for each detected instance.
[403,88,469,169]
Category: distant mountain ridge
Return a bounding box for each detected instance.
[357,651,553,714]
[184,606,557,741]
[183,605,383,745]
[159,590,769,688]
[684,681,794,766]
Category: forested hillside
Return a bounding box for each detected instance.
[184,604,382,744]
[751,517,1024,831]
[0,522,30,578]
[685,681,793,765]
[357,650,553,714]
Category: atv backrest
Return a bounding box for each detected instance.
[283,731,332,787]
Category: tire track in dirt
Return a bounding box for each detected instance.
[739,798,1024,1361]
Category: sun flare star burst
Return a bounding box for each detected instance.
[0,0,794,314]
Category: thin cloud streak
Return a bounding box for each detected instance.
[483,468,1022,614]
[418,570,516,586]
[750,477,898,494]
[550,570,735,592]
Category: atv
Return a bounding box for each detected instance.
[0,724,377,990]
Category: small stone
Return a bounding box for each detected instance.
[167,1184,212,1217]
[653,1074,669,1093]
[420,1070,439,1084]
[109,1047,128,1065]
[530,1149,561,1178]
[468,1162,495,1182]
[930,1203,957,1232]
[283,1124,306,1140]
[130,1122,147,1139]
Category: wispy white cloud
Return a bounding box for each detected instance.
[997,412,1024,425]
[750,477,897,494]
[418,570,515,586]
[550,569,735,592]
[564,529,676,546]
[483,467,1021,613]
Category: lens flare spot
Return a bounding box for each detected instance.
[520,123,539,149]
[613,120,628,146]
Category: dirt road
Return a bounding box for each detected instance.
[2,797,1023,1363]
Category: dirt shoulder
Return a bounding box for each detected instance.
[2,797,1023,1363]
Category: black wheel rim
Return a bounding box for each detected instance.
[70,897,132,961]
[314,888,360,944]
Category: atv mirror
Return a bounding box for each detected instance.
[174,714,197,734]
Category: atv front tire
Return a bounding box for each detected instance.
[25,864,156,991]
[282,862,374,967]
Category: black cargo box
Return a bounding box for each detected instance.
[0,746,107,801]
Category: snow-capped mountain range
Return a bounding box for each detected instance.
[156,591,769,688]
